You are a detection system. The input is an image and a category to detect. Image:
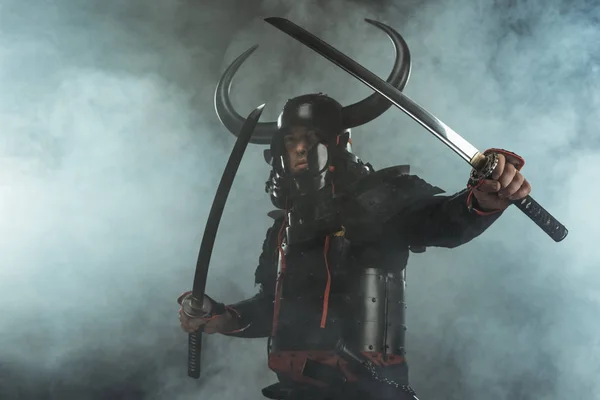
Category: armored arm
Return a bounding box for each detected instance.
[390,175,503,248]
[221,216,283,338]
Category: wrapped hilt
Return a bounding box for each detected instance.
[180,294,209,379]
[179,293,225,379]
[188,331,202,378]
[469,150,568,243]
[511,195,568,242]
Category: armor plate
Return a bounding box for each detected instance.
[343,267,406,356]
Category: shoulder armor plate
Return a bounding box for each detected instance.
[267,210,286,220]
[347,165,445,228]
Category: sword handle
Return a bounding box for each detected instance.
[188,331,202,378]
[182,295,209,380]
[512,195,568,242]
[471,152,568,243]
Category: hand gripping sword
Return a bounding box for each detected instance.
[264,17,568,243]
[183,104,266,379]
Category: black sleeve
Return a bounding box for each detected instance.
[389,175,504,249]
[221,217,283,338]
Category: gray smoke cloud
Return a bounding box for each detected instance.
[1,0,598,399]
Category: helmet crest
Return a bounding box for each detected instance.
[214,20,412,145]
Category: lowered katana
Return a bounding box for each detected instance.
[182,104,266,379]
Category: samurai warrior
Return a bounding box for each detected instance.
[178,21,531,400]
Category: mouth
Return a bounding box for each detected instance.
[295,160,308,170]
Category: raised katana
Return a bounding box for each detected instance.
[264,17,568,243]
[183,104,266,379]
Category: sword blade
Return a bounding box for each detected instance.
[264,17,569,243]
[188,103,266,379]
[191,103,266,298]
[264,17,481,166]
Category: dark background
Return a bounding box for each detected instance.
[0,0,598,399]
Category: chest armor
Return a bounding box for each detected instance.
[270,239,408,351]
[267,166,440,384]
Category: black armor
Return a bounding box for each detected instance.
[211,19,505,400]
[223,165,503,399]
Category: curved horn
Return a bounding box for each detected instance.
[341,19,412,129]
[214,45,277,145]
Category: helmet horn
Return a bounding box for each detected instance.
[340,19,411,128]
[213,20,412,144]
[213,45,277,145]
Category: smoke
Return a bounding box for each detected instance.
[0,0,598,399]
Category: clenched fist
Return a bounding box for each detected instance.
[471,151,531,211]
[177,291,237,334]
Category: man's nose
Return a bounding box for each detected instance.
[295,141,308,155]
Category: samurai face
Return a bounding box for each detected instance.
[283,126,320,175]
[272,124,330,197]
[276,95,341,177]
[282,125,330,179]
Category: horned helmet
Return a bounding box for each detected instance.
[214,20,412,208]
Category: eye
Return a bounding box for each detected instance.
[306,131,318,145]
[283,135,295,150]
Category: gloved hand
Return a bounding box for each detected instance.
[177,291,237,334]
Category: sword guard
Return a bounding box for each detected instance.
[468,148,526,187]
[485,148,525,170]
[178,291,226,319]
[467,152,499,187]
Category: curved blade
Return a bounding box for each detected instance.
[264,17,480,165]
[263,17,568,243]
[188,103,266,379]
